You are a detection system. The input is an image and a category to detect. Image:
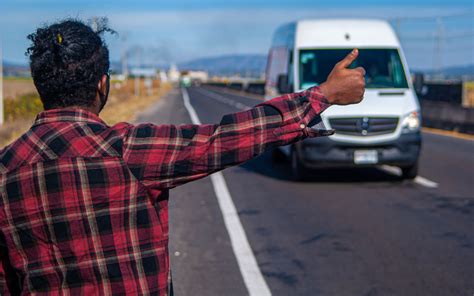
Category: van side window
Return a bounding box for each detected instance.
[288,50,294,90]
[266,47,289,89]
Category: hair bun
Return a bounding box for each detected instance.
[56,33,63,45]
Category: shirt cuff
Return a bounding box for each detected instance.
[298,86,335,137]
[302,85,332,110]
[262,86,335,138]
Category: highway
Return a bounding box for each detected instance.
[134,86,474,296]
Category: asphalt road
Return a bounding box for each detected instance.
[134,86,474,296]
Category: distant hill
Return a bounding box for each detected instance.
[438,65,474,77]
[413,64,474,79]
[4,57,473,80]
[179,54,267,77]
[180,54,474,79]
[3,61,30,77]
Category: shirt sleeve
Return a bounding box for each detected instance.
[0,233,12,296]
[0,262,7,296]
[122,86,334,189]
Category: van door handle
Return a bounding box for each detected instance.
[378,91,405,96]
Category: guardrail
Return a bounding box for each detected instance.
[417,80,474,134]
[421,101,474,134]
[205,81,265,95]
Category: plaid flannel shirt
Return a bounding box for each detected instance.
[0,87,333,295]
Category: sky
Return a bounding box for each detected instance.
[1,0,473,70]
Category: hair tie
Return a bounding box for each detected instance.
[57,33,63,44]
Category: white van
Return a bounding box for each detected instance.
[265,19,421,179]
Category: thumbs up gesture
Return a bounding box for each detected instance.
[319,49,366,105]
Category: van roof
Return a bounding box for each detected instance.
[294,19,400,48]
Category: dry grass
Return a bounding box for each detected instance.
[0,79,172,148]
[4,78,37,100]
[0,118,35,147]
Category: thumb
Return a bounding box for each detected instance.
[336,48,359,69]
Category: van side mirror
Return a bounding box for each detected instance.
[277,74,289,94]
[412,72,425,96]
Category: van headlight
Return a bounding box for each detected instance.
[401,111,421,133]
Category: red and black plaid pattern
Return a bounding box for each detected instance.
[0,87,332,295]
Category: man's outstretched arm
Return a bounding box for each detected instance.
[123,49,365,190]
[124,86,330,189]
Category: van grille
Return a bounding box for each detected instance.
[328,117,399,136]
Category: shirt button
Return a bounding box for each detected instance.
[300,123,306,129]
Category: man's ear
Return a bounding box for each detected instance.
[97,74,108,95]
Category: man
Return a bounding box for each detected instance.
[0,20,364,295]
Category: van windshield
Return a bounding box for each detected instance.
[299,48,409,89]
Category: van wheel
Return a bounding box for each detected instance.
[291,148,306,181]
[271,148,287,163]
[400,163,418,180]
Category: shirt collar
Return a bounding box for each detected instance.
[33,108,107,127]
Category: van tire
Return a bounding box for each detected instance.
[291,148,306,181]
[401,163,418,180]
[271,148,287,163]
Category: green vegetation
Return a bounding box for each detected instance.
[0,81,172,148]
[4,93,43,121]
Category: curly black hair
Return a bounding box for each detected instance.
[26,18,114,110]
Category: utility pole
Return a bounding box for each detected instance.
[395,18,401,36]
[134,47,142,97]
[121,33,128,79]
[0,42,4,126]
[434,17,444,79]
[90,17,99,32]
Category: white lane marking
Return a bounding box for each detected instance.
[182,88,203,124]
[194,87,252,111]
[181,88,272,296]
[413,176,439,188]
[378,165,439,188]
[378,165,401,176]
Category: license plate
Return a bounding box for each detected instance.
[354,150,378,164]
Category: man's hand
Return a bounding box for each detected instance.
[319,48,366,105]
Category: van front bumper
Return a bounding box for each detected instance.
[295,132,421,168]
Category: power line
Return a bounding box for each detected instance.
[405,47,474,53]
[390,12,474,22]
[392,12,473,76]
[400,31,474,41]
